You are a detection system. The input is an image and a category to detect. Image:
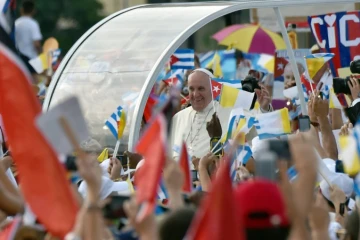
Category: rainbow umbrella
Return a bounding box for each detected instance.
[212,24,286,55]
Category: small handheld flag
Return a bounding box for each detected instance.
[105,106,127,140]
[105,106,127,160]
[170,49,195,70]
[97,148,109,163]
[304,53,334,80]
[254,108,291,139]
[179,142,192,193]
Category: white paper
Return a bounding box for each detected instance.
[36,96,89,155]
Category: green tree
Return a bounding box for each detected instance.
[32,0,104,54]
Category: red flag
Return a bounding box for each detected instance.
[185,156,245,240]
[179,141,192,193]
[0,45,78,237]
[135,114,167,221]
[144,94,158,122]
[211,79,222,99]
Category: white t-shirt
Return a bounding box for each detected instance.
[15,16,42,59]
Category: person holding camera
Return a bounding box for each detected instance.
[333,60,360,126]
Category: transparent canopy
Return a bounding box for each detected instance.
[43,0,356,152]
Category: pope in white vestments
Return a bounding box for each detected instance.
[170,69,232,160]
[170,68,273,162]
[171,100,231,159]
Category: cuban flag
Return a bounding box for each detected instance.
[51,49,61,65]
[170,49,194,70]
[308,11,360,77]
[163,75,184,89]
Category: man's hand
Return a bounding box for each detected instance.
[76,154,102,202]
[163,160,184,192]
[348,75,360,101]
[191,156,200,171]
[206,113,222,138]
[0,156,13,171]
[199,152,217,169]
[124,196,158,240]
[307,94,317,123]
[312,90,329,119]
[255,86,271,111]
[108,157,122,180]
[339,122,353,136]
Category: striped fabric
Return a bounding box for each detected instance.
[171,49,194,70]
[52,49,61,65]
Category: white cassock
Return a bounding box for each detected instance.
[170,101,232,160]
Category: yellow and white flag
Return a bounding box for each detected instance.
[219,84,255,110]
[254,108,291,140]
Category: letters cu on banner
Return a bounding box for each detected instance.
[308,11,360,76]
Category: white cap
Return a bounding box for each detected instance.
[191,68,215,78]
[323,158,336,173]
[78,176,129,199]
[320,172,354,201]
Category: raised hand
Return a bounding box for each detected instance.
[255,86,271,111]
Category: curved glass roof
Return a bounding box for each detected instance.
[45,3,235,151]
[44,0,356,151]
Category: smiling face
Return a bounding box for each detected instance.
[188,71,212,112]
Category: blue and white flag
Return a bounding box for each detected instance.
[51,49,61,65]
[171,49,194,70]
[228,143,252,182]
[237,144,252,165]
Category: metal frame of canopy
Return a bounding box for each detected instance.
[44,0,358,151]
